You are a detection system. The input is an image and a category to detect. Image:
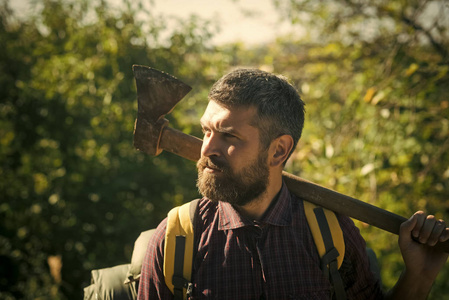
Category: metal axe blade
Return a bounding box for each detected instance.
[132,65,192,156]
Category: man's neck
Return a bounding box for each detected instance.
[235,173,283,221]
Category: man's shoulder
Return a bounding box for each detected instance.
[287,189,360,236]
[284,187,368,238]
[147,217,168,249]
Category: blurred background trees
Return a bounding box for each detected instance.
[272,0,449,295]
[1,0,447,298]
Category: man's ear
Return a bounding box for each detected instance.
[269,135,294,167]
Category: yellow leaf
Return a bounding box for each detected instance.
[405,63,419,76]
[33,173,48,195]
[364,87,376,103]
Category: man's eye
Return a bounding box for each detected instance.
[223,132,236,139]
[202,129,211,136]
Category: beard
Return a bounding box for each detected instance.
[196,150,269,207]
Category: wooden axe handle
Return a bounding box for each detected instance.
[160,127,202,162]
[158,126,449,253]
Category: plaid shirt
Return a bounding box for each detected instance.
[138,183,383,299]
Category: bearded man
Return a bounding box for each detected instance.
[138,69,448,300]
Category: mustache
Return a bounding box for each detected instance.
[197,156,229,172]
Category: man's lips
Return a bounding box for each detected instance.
[204,164,222,173]
[199,158,227,173]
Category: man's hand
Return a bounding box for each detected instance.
[385,211,449,299]
[399,211,449,281]
[387,211,448,300]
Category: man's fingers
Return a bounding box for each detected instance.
[404,211,449,246]
[419,215,438,244]
[410,211,425,238]
[400,211,419,244]
[439,227,449,242]
[426,219,446,246]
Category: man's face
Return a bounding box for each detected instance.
[196,101,270,206]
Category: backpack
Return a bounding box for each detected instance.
[84,200,347,300]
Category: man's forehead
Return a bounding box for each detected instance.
[201,101,257,126]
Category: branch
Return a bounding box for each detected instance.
[401,14,448,60]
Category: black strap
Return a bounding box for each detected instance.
[313,208,347,300]
[173,235,187,300]
[189,199,200,225]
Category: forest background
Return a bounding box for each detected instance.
[1,0,449,299]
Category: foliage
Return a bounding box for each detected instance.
[270,0,449,297]
[1,0,448,298]
[0,0,217,298]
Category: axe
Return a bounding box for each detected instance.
[132,65,449,253]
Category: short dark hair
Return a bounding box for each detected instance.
[208,68,306,161]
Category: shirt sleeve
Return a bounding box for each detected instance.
[338,215,384,300]
[137,218,174,300]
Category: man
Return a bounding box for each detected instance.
[138,69,449,299]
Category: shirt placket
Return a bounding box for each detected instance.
[249,223,267,299]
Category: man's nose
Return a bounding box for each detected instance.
[201,132,221,158]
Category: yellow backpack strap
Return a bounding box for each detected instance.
[304,201,347,300]
[164,200,199,300]
[304,201,344,268]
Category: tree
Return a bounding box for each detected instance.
[2,0,448,298]
[267,0,449,297]
[0,0,219,298]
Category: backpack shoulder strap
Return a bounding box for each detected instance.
[303,201,345,268]
[304,201,347,300]
[164,199,199,300]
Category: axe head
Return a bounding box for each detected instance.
[132,65,192,155]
